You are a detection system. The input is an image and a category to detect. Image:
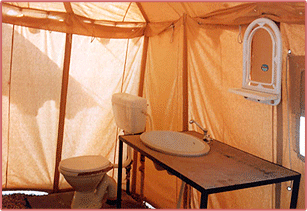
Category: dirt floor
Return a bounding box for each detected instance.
[2,191,147,209]
[2,194,31,209]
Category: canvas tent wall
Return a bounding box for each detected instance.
[2,2,305,209]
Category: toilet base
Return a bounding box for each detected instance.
[71,191,103,209]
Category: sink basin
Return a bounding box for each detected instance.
[140,131,210,157]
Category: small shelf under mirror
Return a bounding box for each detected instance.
[229,88,279,104]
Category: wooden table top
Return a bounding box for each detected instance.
[119,131,300,194]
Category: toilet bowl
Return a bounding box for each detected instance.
[59,155,117,209]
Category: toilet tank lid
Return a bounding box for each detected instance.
[59,155,112,173]
[112,93,147,108]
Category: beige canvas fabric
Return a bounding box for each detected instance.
[2,2,305,209]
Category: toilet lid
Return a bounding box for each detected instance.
[59,155,111,173]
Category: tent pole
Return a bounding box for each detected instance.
[182,14,189,132]
[274,104,283,208]
[53,33,72,193]
[134,2,150,200]
[273,23,283,209]
[136,2,150,97]
[273,48,286,208]
[5,24,15,189]
[136,3,150,23]
[132,3,150,196]
[131,35,149,196]
[138,36,149,98]
[182,13,191,209]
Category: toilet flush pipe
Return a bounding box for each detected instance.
[114,127,149,169]
[113,141,132,169]
[112,130,138,195]
[96,174,117,201]
[177,181,186,209]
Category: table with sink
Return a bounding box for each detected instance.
[116,131,300,209]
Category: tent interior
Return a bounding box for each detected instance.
[2,2,305,209]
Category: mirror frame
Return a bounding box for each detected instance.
[242,18,282,96]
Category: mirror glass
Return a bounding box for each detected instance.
[249,27,273,88]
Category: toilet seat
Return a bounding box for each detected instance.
[59,155,112,176]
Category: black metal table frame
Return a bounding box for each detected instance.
[116,137,301,209]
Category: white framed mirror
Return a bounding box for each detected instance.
[229,18,282,105]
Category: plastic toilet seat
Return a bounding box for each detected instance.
[59,155,112,175]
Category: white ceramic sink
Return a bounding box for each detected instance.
[140,131,210,157]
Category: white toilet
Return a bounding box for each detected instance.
[59,155,116,209]
[59,93,147,209]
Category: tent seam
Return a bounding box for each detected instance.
[122,2,132,22]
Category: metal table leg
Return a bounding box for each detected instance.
[290,175,301,209]
[200,191,208,209]
[116,140,123,208]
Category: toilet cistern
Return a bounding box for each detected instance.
[189,119,212,142]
